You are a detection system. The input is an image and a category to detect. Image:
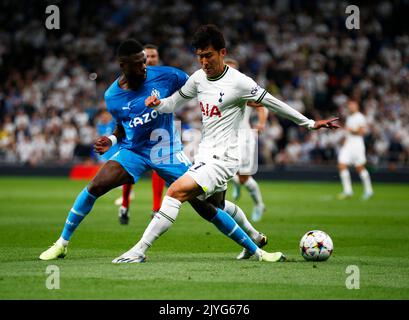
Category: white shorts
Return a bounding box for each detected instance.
[338,143,366,166]
[187,157,239,200]
[238,129,257,175]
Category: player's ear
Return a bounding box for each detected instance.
[220,48,227,57]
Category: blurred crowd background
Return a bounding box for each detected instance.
[0,0,408,169]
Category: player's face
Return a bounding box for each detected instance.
[118,51,147,88]
[145,48,159,66]
[196,45,227,78]
[347,101,359,113]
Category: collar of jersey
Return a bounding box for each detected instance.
[207,65,229,81]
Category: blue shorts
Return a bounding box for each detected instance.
[109,148,192,185]
[98,144,120,163]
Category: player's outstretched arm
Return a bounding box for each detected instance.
[145,90,193,114]
[260,92,340,130]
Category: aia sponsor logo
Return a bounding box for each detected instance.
[200,102,222,118]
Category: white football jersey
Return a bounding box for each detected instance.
[345,112,366,146]
[156,65,315,163]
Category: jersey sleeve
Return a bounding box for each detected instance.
[238,74,315,129]
[237,75,268,104]
[155,74,197,114]
[177,71,198,100]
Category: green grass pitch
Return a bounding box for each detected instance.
[0,177,408,299]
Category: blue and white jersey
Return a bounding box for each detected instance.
[104,66,188,158]
[96,119,116,137]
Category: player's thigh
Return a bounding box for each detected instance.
[338,146,352,166]
[109,148,150,184]
[188,197,218,221]
[89,160,134,197]
[187,159,237,200]
[352,148,366,168]
[206,190,226,209]
[166,173,204,202]
[186,188,227,222]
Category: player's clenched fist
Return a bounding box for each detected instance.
[94,136,112,155]
[145,95,161,108]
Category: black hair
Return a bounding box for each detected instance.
[192,24,226,51]
[143,44,158,50]
[117,39,144,57]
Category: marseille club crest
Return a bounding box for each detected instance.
[151,88,161,99]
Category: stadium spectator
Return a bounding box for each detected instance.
[0,0,408,170]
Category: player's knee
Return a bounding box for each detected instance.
[166,187,188,202]
[239,175,249,184]
[88,180,108,197]
[355,165,364,173]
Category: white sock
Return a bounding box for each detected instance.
[129,196,181,255]
[244,177,264,206]
[224,200,261,242]
[232,175,241,191]
[359,169,373,195]
[254,248,263,260]
[340,169,353,195]
[57,237,69,247]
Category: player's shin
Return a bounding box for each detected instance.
[210,208,260,256]
[359,169,373,195]
[223,200,261,242]
[152,171,165,212]
[59,187,97,246]
[340,169,353,195]
[131,195,181,255]
[231,175,241,200]
[122,184,132,208]
[244,177,263,205]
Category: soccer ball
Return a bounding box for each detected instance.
[300,230,333,261]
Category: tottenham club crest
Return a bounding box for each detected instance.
[218,91,225,103]
[151,88,161,99]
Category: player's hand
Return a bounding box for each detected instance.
[94,136,112,155]
[145,95,161,108]
[313,118,340,130]
[254,123,266,132]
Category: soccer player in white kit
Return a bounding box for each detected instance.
[112,24,339,263]
[338,100,374,200]
[224,58,268,222]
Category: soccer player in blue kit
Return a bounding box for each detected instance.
[39,39,277,262]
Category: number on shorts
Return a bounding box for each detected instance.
[192,162,205,171]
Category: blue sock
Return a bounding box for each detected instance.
[61,187,97,241]
[210,208,258,254]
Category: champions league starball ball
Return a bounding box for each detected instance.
[300,230,333,261]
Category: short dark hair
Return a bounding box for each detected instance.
[192,24,225,51]
[143,44,158,51]
[117,39,144,57]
